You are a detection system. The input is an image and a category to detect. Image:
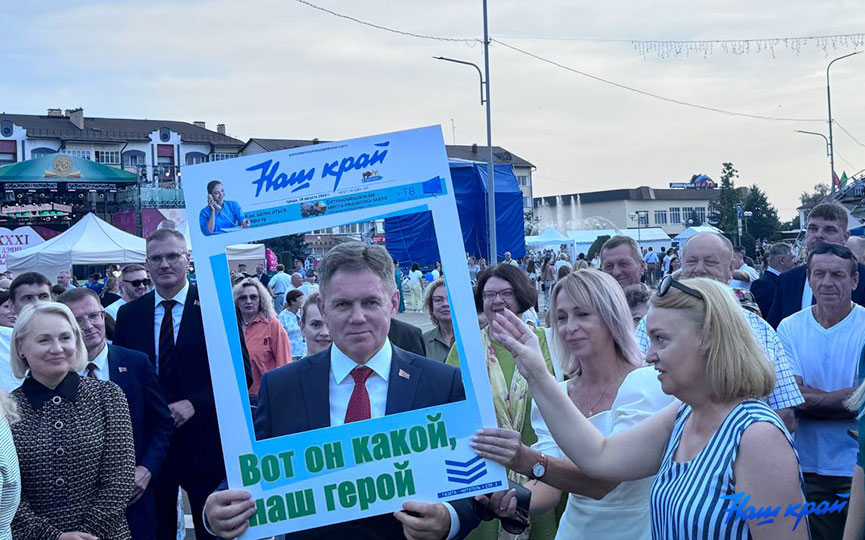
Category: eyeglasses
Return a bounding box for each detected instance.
[75,311,105,327]
[482,289,515,301]
[657,275,703,302]
[122,278,151,288]
[147,252,185,265]
[812,242,857,260]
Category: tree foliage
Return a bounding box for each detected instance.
[743,185,780,245]
[262,234,309,267]
[587,235,611,261]
[708,162,741,236]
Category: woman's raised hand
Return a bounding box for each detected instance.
[489,309,547,382]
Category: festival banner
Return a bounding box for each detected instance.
[181,126,505,537]
[0,226,45,271]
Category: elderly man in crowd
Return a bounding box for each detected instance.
[768,202,865,328]
[105,263,151,320]
[204,242,521,540]
[634,231,803,432]
[750,243,795,319]
[58,287,175,540]
[268,263,291,312]
[729,245,760,290]
[600,235,646,288]
[57,269,74,290]
[776,242,865,539]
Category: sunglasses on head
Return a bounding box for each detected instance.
[123,278,151,288]
[812,242,857,260]
[657,274,703,302]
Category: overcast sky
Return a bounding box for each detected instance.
[3,0,864,219]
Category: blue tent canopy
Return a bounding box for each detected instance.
[385,161,526,267]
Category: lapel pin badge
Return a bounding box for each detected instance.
[118,367,127,373]
[398,369,411,380]
[194,299,200,306]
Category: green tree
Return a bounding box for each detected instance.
[782,183,831,230]
[743,185,780,246]
[707,162,741,236]
[263,234,309,268]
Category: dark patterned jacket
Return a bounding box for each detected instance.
[10,374,135,540]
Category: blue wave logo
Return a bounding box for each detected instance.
[445,455,487,484]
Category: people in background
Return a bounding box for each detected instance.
[729,245,760,290]
[56,271,74,291]
[105,264,151,321]
[623,283,651,328]
[0,292,14,328]
[750,243,795,320]
[299,291,331,357]
[9,273,52,316]
[10,302,135,540]
[278,290,306,361]
[233,277,292,396]
[408,262,423,312]
[601,236,646,289]
[100,277,122,308]
[422,278,454,363]
[268,264,291,312]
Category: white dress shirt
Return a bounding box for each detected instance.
[80,342,110,381]
[328,339,460,539]
[153,281,189,371]
[105,298,127,320]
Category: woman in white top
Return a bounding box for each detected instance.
[408,263,424,312]
[473,269,673,539]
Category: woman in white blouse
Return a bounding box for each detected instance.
[473,269,672,539]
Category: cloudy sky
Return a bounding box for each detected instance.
[4,0,865,219]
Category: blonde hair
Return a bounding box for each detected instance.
[423,278,446,326]
[232,278,276,320]
[649,278,775,401]
[11,302,88,380]
[550,269,643,376]
[846,375,865,415]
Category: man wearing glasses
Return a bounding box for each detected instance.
[57,287,174,540]
[105,263,151,321]
[775,243,865,539]
[114,228,224,540]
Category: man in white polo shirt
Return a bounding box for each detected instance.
[776,242,865,540]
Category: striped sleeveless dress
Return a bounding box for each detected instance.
[650,399,806,539]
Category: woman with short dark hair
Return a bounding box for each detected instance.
[447,264,557,540]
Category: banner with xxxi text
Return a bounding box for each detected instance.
[181,125,506,538]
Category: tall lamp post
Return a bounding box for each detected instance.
[827,51,862,193]
[629,211,648,243]
[434,1,496,262]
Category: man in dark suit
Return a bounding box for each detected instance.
[768,203,865,328]
[58,287,174,540]
[113,228,225,540]
[205,242,517,540]
[389,317,427,357]
[751,242,795,319]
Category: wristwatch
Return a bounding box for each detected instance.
[530,452,548,482]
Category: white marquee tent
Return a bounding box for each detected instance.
[7,213,265,280]
[7,213,146,280]
[673,225,723,244]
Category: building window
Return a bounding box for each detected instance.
[94,151,120,165]
[517,175,530,187]
[0,153,14,166]
[523,197,532,208]
[209,153,238,161]
[669,207,681,224]
[696,207,706,224]
[654,210,668,225]
[185,152,208,165]
[63,149,92,160]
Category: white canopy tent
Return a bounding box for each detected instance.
[673,225,723,244]
[525,228,576,255]
[566,228,623,256]
[621,227,673,253]
[6,213,146,280]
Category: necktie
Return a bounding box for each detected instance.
[344,366,374,424]
[158,300,177,380]
[86,362,98,379]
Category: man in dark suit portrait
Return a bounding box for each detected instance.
[113,227,225,540]
[768,203,865,328]
[205,242,513,540]
[750,242,795,320]
[57,287,174,540]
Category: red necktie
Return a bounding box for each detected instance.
[344,366,374,424]
[86,363,98,379]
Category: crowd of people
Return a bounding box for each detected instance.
[0,200,861,539]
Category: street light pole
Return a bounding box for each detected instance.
[795,130,830,157]
[827,51,862,193]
